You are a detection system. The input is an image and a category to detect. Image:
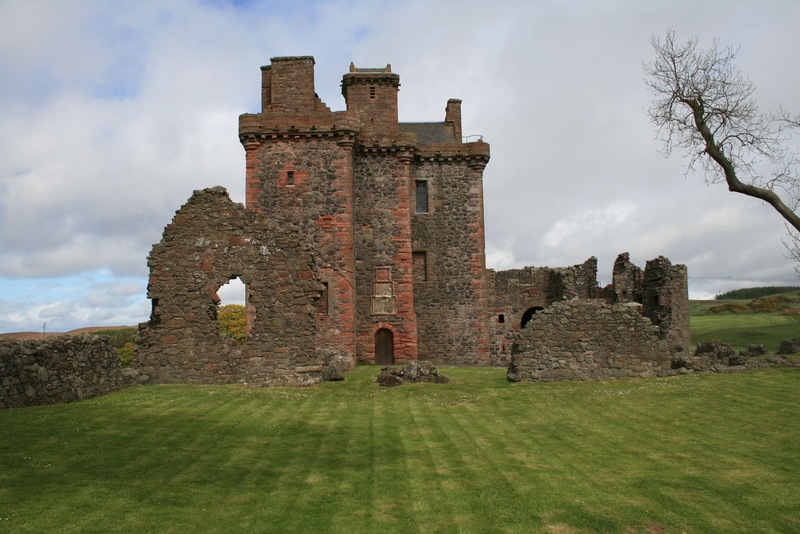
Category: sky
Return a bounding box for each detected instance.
[1,0,799,333]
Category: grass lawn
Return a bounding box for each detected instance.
[1,366,798,533]
[690,294,800,352]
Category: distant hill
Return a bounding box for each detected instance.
[0,326,134,341]
[715,286,800,300]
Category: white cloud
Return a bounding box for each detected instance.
[218,278,246,306]
[1,0,799,332]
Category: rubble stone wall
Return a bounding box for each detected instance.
[642,257,691,354]
[0,335,135,409]
[354,151,418,364]
[412,158,489,364]
[612,252,643,303]
[507,300,672,382]
[136,187,330,387]
[244,135,359,366]
[488,257,599,365]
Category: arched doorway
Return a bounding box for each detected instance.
[375,328,394,365]
[520,306,544,329]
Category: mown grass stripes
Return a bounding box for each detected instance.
[1,367,798,533]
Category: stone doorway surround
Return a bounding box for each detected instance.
[375,328,394,365]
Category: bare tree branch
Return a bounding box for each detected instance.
[784,226,800,277]
[644,28,800,246]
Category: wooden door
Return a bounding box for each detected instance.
[375,329,394,365]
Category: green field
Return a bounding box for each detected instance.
[689,291,800,352]
[2,366,798,533]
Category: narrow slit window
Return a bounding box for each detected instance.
[413,251,427,282]
[287,171,295,186]
[415,181,428,213]
[498,314,505,324]
[317,281,329,315]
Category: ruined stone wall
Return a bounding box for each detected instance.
[136,187,328,386]
[1,335,135,409]
[507,300,672,382]
[488,258,599,365]
[612,252,643,303]
[242,135,358,363]
[411,158,490,364]
[642,257,691,354]
[353,150,418,364]
[490,258,599,315]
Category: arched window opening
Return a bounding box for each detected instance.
[520,306,544,329]
[217,277,248,342]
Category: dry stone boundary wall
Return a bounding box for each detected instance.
[0,335,136,409]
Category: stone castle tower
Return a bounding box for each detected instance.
[239,56,491,365]
[137,55,689,385]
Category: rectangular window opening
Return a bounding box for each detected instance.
[415,181,428,214]
[413,251,427,282]
[287,171,295,186]
[369,86,376,99]
[317,281,329,315]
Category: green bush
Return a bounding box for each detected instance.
[706,295,799,315]
[218,304,247,342]
[93,328,137,349]
[118,342,135,367]
[91,328,138,366]
[708,303,748,314]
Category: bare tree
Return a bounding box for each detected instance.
[644,29,800,271]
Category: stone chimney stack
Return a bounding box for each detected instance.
[445,99,462,140]
[261,56,317,112]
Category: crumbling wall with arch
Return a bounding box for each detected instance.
[135,187,338,386]
[507,299,673,382]
[487,257,600,365]
[490,253,690,368]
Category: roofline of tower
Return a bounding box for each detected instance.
[349,62,392,73]
[341,72,400,84]
[269,55,315,63]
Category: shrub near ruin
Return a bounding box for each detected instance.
[218,304,247,342]
[94,328,137,366]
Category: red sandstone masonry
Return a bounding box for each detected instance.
[241,57,490,365]
[136,187,327,386]
[135,56,689,386]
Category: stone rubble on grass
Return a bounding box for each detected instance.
[740,344,767,357]
[682,339,800,372]
[376,361,450,387]
[776,338,800,355]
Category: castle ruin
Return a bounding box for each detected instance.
[135,56,690,385]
